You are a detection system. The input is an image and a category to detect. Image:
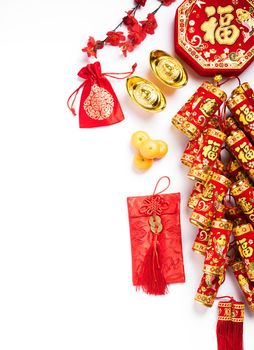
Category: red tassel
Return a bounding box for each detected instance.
[216,301,232,350]
[138,236,168,295]
[216,300,244,350]
[231,302,244,350]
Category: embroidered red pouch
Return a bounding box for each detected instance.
[68,61,136,128]
[127,177,185,295]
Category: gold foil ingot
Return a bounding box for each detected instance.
[150,50,188,88]
[126,76,166,112]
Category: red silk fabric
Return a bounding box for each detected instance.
[127,192,185,291]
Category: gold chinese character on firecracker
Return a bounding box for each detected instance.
[235,142,254,163]
[199,98,218,116]
[237,238,254,258]
[235,104,254,125]
[201,5,240,45]
[238,198,253,214]
[202,140,220,161]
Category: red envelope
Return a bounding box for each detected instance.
[127,180,185,295]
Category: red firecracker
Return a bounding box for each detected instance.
[231,82,254,107]
[190,172,231,229]
[181,135,203,168]
[188,128,226,182]
[226,158,247,182]
[195,272,226,307]
[192,203,225,256]
[235,223,254,281]
[231,178,254,226]
[226,206,248,228]
[203,219,233,276]
[224,116,240,136]
[188,181,205,209]
[227,93,254,143]
[231,258,254,312]
[172,82,227,140]
[226,129,254,182]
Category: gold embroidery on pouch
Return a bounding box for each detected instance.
[83,84,114,120]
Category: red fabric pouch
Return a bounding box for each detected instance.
[68,61,136,128]
[127,177,185,295]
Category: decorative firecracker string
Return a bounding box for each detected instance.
[82,0,175,58]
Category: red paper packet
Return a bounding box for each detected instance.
[127,177,185,295]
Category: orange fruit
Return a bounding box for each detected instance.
[139,139,160,159]
[131,131,150,150]
[154,140,168,158]
[133,153,153,171]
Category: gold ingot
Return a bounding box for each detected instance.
[149,50,188,88]
[126,76,166,112]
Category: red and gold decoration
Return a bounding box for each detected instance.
[175,0,254,76]
[172,76,254,312]
[127,177,185,295]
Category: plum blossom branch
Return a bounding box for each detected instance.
[82,0,175,58]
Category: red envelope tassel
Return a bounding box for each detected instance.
[139,234,167,295]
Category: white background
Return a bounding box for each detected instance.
[0,0,253,349]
